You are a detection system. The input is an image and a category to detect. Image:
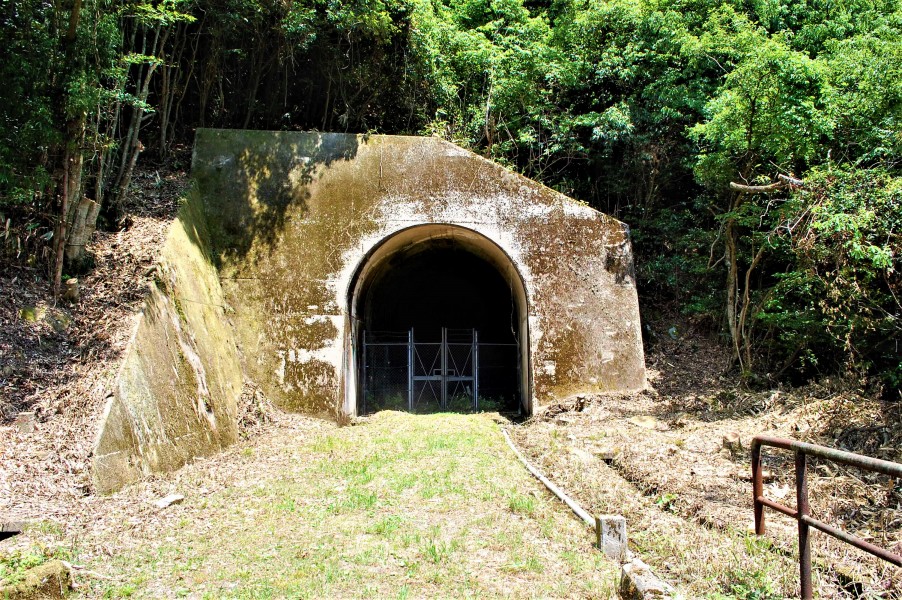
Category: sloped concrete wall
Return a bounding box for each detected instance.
[193,129,645,416]
[92,194,242,493]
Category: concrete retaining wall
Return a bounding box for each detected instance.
[92,194,242,493]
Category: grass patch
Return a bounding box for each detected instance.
[507,492,538,516]
[0,549,50,586]
[328,487,378,512]
[368,515,403,536]
[74,412,618,597]
[420,537,456,564]
[0,526,75,588]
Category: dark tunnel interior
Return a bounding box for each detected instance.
[357,240,522,414]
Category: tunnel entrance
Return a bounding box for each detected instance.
[348,227,529,416]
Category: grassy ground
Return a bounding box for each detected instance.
[513,419,806,599]
[513,385,902,597]
[38,412,618,598]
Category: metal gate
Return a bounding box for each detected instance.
[361,328,516,414]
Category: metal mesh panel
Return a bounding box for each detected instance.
[413,343,441,377]
[446,340,475,411]
[361,329,520,415]
[362,332,409,414]
[446,380,475,412]
[412,380,442,413]
[412,342,441,413]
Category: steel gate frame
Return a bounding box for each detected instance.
[363,327,518,414]
[409,327,478,412]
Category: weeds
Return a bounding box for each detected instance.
[711,568,782,600]
[0,549,49,586]
[508,492,538,515]
[654,492,678,512]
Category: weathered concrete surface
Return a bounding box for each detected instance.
[193,129,645,416]
[620,558,678,599]
[597,514,629,563]
[92,194,242,493]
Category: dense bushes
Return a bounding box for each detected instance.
[1,0,899,391]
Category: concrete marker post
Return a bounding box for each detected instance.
[502,428,679,599]
[596,514,628,562]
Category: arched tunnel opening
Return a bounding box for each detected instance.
[349,228,529,416]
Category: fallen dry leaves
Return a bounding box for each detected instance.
[1,165,187,523]
[515,321,902,597]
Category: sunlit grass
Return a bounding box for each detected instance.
[75,412,618,598]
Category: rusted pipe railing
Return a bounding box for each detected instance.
[752,435,902,599]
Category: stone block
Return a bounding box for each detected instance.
[596,514,628,562]
[620,558,677,599]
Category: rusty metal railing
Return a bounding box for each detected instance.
[752,435,902,599]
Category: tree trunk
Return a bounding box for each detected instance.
[738,244,767,370]
[159,22,189,155]
[53,152,70,297]
[52,0,84,298]
[724,212,743,371]
[65,196,101,266]
[113,23,168,210]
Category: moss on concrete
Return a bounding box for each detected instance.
[92,189,242,494]
[193,130,646,414]
[0,560,72,599]
[94,130,646,492]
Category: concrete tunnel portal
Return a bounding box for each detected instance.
[347,225,531,416]
[92,131,648,493]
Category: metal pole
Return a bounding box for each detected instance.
[408,328,414,412]
[362,330,367,415]
[473,329,479,412]
[796,450,813,600]
[754,434,902,478]
[441,327,447,410]
[752,435,902,593]
[752,442,765,535]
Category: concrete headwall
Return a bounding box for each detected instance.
[92,193,242,493]
[93,129,645,491]
[193,129,645,415]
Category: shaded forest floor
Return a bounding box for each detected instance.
[2,163,902,597]
[1,165,186,520]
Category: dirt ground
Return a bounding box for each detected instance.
[1,166,186,521]
[512,326,902,598]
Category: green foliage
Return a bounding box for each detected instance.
[0,0,64,204]
[0,542,71,586]
[654,492,678,512]
[691,34,829,186]
[711,567,782,599]
[0,549,48,585]
[758,166,902,387]
[1,0,900,388]
[128,1,196,26]
[507,492,537,515]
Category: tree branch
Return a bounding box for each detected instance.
[730,174,804,193]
